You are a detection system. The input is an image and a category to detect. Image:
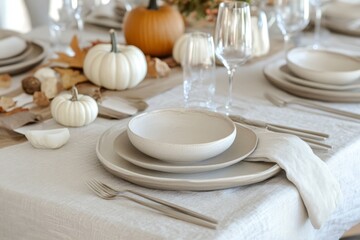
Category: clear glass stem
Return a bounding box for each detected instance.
[313,5,322,49]
[225,68,236,112]
[283,33,291,53]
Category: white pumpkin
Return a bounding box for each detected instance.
[172,32,213,66]
[83,29,147,90]
[172,33,190,65]
[51,86,98,127]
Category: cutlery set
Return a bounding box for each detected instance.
[265,93,360,121]
[87,179,218,229]
[229,114,332,150]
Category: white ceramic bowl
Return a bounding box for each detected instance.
[286,48,360,85]
[127,108,237,163]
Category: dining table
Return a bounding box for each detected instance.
[0,19,360,240]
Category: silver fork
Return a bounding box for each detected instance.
[265,93,360,121]
[87,179,218,229]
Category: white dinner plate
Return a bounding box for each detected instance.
[279,64,360,91]
[0,40,47,75]
[264,60,360,102]
[114,123,258,173]
[96,123,281,191]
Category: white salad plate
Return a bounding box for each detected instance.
[114,123,257,174]
[0,40,47,75]
[279,65,360,91]
[127,108,237,163]
[96,123,281,191]
[286,48,360,85]
[264,60,360,102]
[0,42,33,66]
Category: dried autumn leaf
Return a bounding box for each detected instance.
[33,91,50,107]
[0,96,16,111]
[83,40,109,52]
[162,57,179,68]
[51,35,88,68]
[146,56,171,78]
[76,82,102,101]
[54,68,88,89]
[0,74,11,88]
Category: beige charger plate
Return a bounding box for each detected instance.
[264,60,360,102]
[97,123,281,191]
[114,123,258,174]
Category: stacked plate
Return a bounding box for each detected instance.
[264,47,360,102]
[323,1,360,36]
[96,108,281,191]
[0,30,47,75]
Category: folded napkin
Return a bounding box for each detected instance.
[247,130,342,229]
[0,36,27,59]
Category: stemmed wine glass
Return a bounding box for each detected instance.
[274,0,310,51]
[214,1,252,114]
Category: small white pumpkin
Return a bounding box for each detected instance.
[172,33,190,65]
[83,29,147,90]
[172,33,212,66]
[51,86,98,127]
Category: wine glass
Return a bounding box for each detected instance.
[214,1,252,114]
[48,0,76,52]
[73,0,102,40]
[274,0,310,51]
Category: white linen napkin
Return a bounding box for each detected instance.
[247,130,342,229]
[0,36,27,59]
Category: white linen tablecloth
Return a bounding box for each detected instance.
[0,26,359,240]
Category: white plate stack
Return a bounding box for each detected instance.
[96,108,281,191]
[264,48,360,102]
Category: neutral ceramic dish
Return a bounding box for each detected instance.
[280,65,360,91]
[0,42,33,66]
[0,41,47,75]
[286,48,360,85]
[323,18,360,37]
[97,123,281,191]
[115,123,257,173]
[264,60,360,102]
[323,2,360,36]
[127,108,237,163]
[25,128,70,149]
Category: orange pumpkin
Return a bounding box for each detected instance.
[123,0,185,57]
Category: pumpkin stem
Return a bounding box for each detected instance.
[109,29,119,53]
[147,0,158,10]
[71,86,78,101]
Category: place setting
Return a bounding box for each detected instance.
[261,0,360,105]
